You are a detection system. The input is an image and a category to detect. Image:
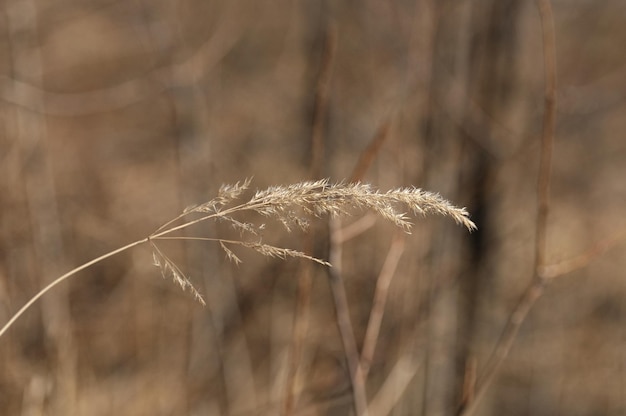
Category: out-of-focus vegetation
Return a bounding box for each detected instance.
[1,1,625,415]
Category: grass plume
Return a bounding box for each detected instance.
[0,179,475,339]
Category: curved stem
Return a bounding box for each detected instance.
[0,238,149,339]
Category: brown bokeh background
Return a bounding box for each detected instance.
[1,1,626,415]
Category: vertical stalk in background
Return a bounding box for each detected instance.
[459,1,557,414]
[330,116,396,416]
[325,117,395,416]
[283,19,337,416]
[308,21,337,181]
[534,0,557,272]
[328,221,369,416]
[360,232,405,379]
[421,1,474,413]
[170,4,261,410]
[6,0,78,414]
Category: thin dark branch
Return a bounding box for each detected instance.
[284,20,338,416]
[540,226,626,279]
[459,0,557,414]
[309,22,337,180]
[349,119,393,183]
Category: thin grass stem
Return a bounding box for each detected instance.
[0,238,148,338]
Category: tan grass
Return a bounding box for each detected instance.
[0,179,475,339]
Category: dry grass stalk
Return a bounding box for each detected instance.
[0,179,475,339]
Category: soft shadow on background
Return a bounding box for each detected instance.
[1,0,625,415]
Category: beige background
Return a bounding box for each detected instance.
[1,1,625,415]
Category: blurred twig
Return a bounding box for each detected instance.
[349,119,393,183]
[334,214,378,244]
[282,253,314,415]
[367,354,421,416]
[331,117,395,245]
[6,1,77,412]
[328,219,369,416]
[325,116,396,416]
[360,232,405,379]
[309,22,338,180]
[284,20,337,416]
[539,227,626,279]
[304,101,398,416]
[459,0,557,414]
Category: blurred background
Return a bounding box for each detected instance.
[1,0,626,415]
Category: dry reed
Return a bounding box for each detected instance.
[0,179,475,339]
